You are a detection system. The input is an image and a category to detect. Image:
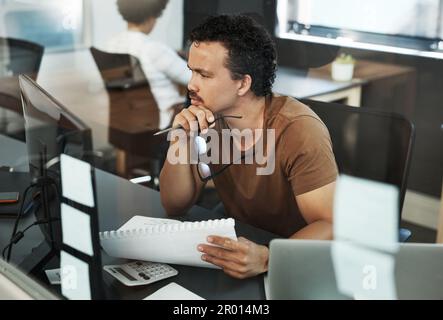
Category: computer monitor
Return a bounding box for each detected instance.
[268,239,443,300]
[17,74,104,299]
[19,74,92,252]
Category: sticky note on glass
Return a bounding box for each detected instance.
[60,154,94,207]
[333,175,399,252]
[61,203,94,256]
[331,241,397,300]
[60,251,91,300]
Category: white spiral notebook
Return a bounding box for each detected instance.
[99,216,237,268]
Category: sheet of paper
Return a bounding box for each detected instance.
[60,251,91,300]
[100,218,237,268]
[334,174,399,252]
[144,282,205,300]
[60,154,95,207]
[118,215,180,231]
[331,241,397,300]
[61,203,94,256]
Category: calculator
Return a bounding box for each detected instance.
[103,261,178,286]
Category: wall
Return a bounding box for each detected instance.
[90,0,184,50]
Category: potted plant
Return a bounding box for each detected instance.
[331,53,355,81]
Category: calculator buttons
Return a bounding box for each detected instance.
[104,261,178,286]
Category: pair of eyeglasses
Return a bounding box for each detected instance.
[195,136,245,182]
[195,128,247,182]
[154,114,243,181]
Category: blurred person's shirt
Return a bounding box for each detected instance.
[106,30,191,112]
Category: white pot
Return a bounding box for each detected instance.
[331,62,354,82]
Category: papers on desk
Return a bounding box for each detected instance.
[100,215,237,268]
[332,175,399,300]
[144,282,205,300]
[118,215,178,231]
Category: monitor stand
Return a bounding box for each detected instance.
[18,240,55,275]
[17,149,58,275]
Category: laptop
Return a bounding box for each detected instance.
[267,239,443,300]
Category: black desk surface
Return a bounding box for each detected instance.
[0,136,278,300]
[96,169,276,300]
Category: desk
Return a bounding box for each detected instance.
[309,60,417,117]
[274,66,364,107]
[0,136,277,300]
[274,60,417,116]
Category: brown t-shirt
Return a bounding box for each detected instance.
[209,94,338,237]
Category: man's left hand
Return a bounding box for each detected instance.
[198,236,269,279]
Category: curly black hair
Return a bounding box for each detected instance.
[190,15,277,97]
[117,0,168,25]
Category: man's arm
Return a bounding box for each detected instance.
[159,142,205,216]
[290,181,335,240]
[159,105,214,216]
[198,181,336,279]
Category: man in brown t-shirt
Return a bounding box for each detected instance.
[160,15,337,279]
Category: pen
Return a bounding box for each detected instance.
[153,115,242,136]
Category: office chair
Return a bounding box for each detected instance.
[301,99,415,242]
[89,47,149,90]
[90,47,171,187]
[0,37,43,78]
[0,37,44,140]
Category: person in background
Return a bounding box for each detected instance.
[106,0,191,113]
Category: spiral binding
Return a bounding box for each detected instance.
[99,218,235,240]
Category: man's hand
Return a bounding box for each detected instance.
[172,105,215,136]
[198,236,269,279]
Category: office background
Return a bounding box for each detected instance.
[0,0,441,239]
[0,0,442,268]
[0,0,442,301]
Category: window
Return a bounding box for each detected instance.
[276,0,443,58]
[0,0,91,52]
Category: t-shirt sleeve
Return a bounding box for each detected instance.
[281,116,338,196]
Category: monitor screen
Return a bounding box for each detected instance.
[19,74,93,182]
[19,73,93,256]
